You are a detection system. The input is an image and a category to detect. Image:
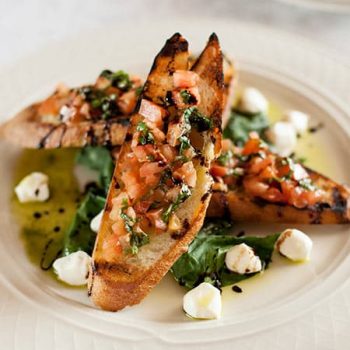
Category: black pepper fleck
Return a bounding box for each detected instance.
[33,212,42,219]
[232,285,242,293]
[53,226,61,232]
[58,208,65,214]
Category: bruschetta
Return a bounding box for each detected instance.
[0,58,233,149]
[207,134,350,224]
[88,33,224,311]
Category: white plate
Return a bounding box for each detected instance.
[1,19,350,348]
[275,0,350,12]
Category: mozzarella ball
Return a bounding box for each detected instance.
[90,210,104,233]
[266,121,297,157]
[238,87,269,114]
[15,172,49,203]
[276,229,313,262]
[53,251,91,286]
[225,243,262,275]
[283,110,309,135]
[183,282,222,320]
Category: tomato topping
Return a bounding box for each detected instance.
[139,99,166,127]
[173,161,197,187]
[210,165,230,178]
[118,90,138,115]
[139,162,165,187]
[146,209,167,231]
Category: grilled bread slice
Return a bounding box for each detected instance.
[88,33,224,311]
[0,57,233,149]
[207,137,350,224]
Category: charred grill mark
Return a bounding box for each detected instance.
[87,262,97,296]
[58,123,67,147]
[201,192,211,202]
[87,124,98,146]
[332,187,347,214]
[96,261,132,275]
[38,124,60,148]
[124,133,132,142]
[103,120,112,148]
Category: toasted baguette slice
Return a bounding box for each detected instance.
[0,72,142,148]
[207,161,350,224]
[88,33,224,311]
[0,60,234,149]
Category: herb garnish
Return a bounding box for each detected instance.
[162,184,192,223]
[184,107,212,132]
[217,150,233,166]
[180,90,192,104]
[120,199,149,254]
[298,178,316,191]
[178,135,191,159]
[136,122,155,145]
[100,70,132,91]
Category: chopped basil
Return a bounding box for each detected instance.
[217,150,233,166]
[120,203,149,254]
[129,231,150,255]
[136,122,155,145]
[178,135,191,157]
[184,107,212,132]
[100,69,132,91]
[298,178,316,191]
[162,184,192,223]
[180,89,192,104]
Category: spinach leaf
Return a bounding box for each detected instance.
[170,220,280,289]
[75,147,114,193]
[223,109,269,146]
[62,190,105,256]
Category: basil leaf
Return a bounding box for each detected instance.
[62,190,105,256]
[76,147,114,194]
[223,109,269,146]
[170,220,280,289]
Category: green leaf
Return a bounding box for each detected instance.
[223,109,269,146]
[170,220,280,289]
[100,69,132,91]
[62,190,105,256]
[75,147,114,194]
[184,107,212,132]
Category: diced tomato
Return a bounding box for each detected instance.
[165,186,181,202]
[38,96,61,117]
[139,162,165,187]
[166,122,183,147]
[118,90,137,115]
[159,144,177,163]
[249,156,273,175]
[259,165,276,181]
[146,209,167,231]
[210,165,230,178]
[139,99,166,127]
[144,120,166,143]
[173,70,199,88]
[102,234,123,260]
[134,200,152,214]
[173,161,197,187]
[132,144,156,162]
[221,139,234,153]
[80,103,90,118]
[262,187,285,203]
[243,176,269,197]
[242,137,261,156]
